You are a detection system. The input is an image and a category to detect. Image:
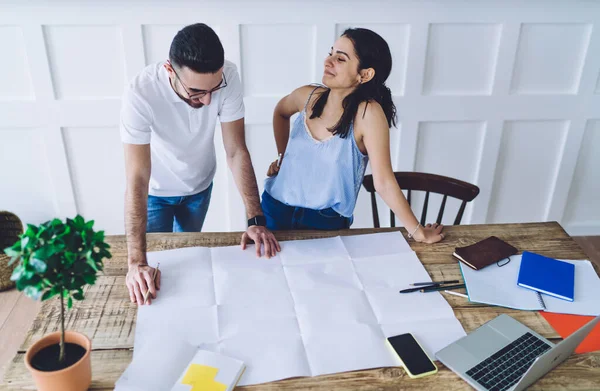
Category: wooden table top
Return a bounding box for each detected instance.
[1,222,599,390]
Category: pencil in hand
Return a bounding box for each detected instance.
[142,262,160,305]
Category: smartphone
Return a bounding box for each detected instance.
[387,333,438,379]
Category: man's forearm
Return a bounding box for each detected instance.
[125,182,148,266]
[228,148,263,219]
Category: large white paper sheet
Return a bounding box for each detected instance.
[340,231,412,258]
[116,233,465,390]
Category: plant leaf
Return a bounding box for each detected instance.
[86,258,99,272]
[33,246,56,261]
[29,258,47,273]
[10,264,25,281]
[41,289,59,301]
[25,225,37,237]
[83,274,96,285]
[67,296,73,309]
[7,255,20,266]
[73,291,85,300]
[20,236,30,250]
[4,245,20,258]
[23,286,41,300]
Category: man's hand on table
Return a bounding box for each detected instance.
[126,263,161,305]
[241,225,281,258]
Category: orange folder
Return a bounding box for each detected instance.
[541,312,600,354]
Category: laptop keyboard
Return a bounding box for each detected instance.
[465,332,552,391]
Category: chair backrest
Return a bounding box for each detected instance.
[362,172,480,228]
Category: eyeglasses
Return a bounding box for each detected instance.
[171,65,227,100]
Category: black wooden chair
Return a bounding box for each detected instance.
[362,172,480,228]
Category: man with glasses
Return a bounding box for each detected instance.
[120,23,280,306]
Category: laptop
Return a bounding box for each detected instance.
[436,314,599,391]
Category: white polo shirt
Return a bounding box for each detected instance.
[120,60,244,197]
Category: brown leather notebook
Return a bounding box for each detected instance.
[453,236,518,270]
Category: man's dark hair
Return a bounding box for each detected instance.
[169,23,224,73]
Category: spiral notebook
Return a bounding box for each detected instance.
[517,252,575,302]
[460,254,600,316]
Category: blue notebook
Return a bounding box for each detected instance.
[517,252,575,302]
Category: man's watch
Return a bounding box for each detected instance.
[247,215,267,228]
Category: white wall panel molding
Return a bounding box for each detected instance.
[1,0,599,235]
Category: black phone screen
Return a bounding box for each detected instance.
[387,333,436,375]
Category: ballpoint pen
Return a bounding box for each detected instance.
[410,280,459,286]
[420,283,465,293]
[400,285,437,293]
[400,281,463,293]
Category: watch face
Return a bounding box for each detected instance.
[257,216,267,226]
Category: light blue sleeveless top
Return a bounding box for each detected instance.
[264,88,369,218]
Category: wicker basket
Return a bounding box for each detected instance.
[0,211,24,291]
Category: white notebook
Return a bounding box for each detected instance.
[171,350,245,391]
[460,255,600,316]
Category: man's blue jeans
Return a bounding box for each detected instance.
[147,183,213,233]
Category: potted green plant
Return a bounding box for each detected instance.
[4,215,111,391]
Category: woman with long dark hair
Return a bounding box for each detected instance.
[262,28,444,244]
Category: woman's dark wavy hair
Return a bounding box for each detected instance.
[310,28,397,138]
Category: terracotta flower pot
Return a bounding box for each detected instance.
[24,331,92,391]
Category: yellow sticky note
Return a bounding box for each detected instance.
[181,364,227,391]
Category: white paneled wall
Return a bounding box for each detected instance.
[0,0,599,235]
[423,24,502,96]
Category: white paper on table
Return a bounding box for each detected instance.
[146,246,215,307]
[211,243,282,264]
[302,323,398,376]
[293,288,378,329]
[284,261,363,293]
[364,287,457,324]
[279,236,350,265]
[217,304,299,339]
[220,331,311,386]
[353,252,457,324]
[133,247,217,356]
[542,260,600,316]
[134,304,219,357]
[212,253,293,309]
[460,257,545,310]
[147,246,213,276]
[341,231,412,259]
[115,337,199,391]
[352,252,433,289]
[121,233,466,388]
